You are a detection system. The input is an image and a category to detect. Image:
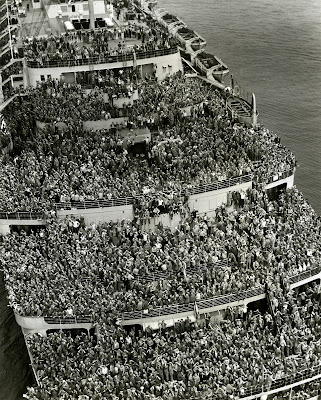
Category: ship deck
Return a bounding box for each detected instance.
[17,0,57,37]
[15,0,148,47]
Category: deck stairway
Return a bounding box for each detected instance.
[228,97,252,118]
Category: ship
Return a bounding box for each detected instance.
[0,0,320,399]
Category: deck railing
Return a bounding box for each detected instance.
[188,364,321,399]
[265,168,295,185]
[26,47,179,69]
[55,196,134,210]
[240,363,321,398]
[135,259,228,283]
[43,315,92,324]
[121,286,265,321]
[0,211,45,220]
[55,174,252,211]
[288,265,321,285]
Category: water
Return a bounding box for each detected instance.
[158,0,321,214]
[0,273,34,400]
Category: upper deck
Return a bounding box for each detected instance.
[0,0,183,86]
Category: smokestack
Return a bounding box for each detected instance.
[88,0,95,30]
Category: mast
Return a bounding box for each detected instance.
[88,0,95,30]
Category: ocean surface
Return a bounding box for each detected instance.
[1,0,321,398]
[0,273,34,400]
[159,0,321,215]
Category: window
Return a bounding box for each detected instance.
[40,75,45,81]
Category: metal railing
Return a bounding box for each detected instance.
[0,56,22,71]
[265,168,295,185]
[122,302,195,321]
[43,315,92,324]
[24,336,40,386]
[187,365,321,400]
[55,174,252,211]
[122,286,265,321]
[195,286,264,310]
[26,47,179,69]
[186,174,252,195]
[0,211,45,220]
[232,77,253,105]
[135,259,228,283]
[0,24,16,41]
[55,196,134,211]
[240,363,321,398]
[288,265,321,285]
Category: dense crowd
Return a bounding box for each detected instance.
[271,383,321,400]
[0,74,295,214]
[2,187,321,318]
[1,2,319,399]
[21,277,321,400]
[23,19,176,64]
[75,67,139,100]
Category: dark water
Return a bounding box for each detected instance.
[1,1,321,398]
[0,273,34,400]
[159,0,321,215]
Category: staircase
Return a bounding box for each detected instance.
[227,96,253,126]
[228,97,252,117]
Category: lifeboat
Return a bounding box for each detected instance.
[192,50,229,82]
[175,26,206,52]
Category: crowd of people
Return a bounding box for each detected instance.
[0,74,296,215]
[0,14,319,396]
[75,67,139,100]
[20,276,321,400]
[23,19,176,65]
[0,132,11,151]
[2,187,321,319]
